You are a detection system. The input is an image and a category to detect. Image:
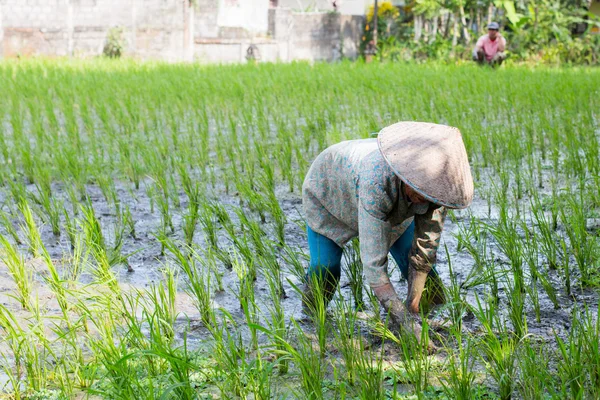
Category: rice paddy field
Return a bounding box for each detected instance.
[0,59,599,399]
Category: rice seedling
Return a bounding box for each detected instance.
[231,251,260,350]
[472,295,519,400]
[142,267,178,341]
[330,291,361,386]
[580,305,600,399]
[554,314,585,399]
[0,208,22,244]
[560,195,600,287]
[516,339,554,400]
[0,234,33,309]
[443,245,469,333]
[18,201,42,257]
[440,336,477,400]
[28,182,62,237]
[255,318,325,399]
[159,235,214,327]
[262,256,289,374]
[344,238,365,310]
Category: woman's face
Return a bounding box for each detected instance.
[404,184,428,204]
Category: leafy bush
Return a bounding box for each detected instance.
[103,26,125,58]
[361,0,600,66]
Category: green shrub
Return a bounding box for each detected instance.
[103,26,125,58]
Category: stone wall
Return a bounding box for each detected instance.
[277,0,368,15]
[0,0,363,62]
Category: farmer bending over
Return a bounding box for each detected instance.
[302,121,473,338]
[473,22,507,66]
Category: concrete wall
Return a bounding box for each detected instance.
[269,9,362,61]
[0,0,363,62]
[276,0,404,15]
[278,0,368,15]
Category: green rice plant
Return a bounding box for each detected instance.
[182,198,199,247]
[96,171,120,213]
[38,242,89,390]
[559,237,572,296]
[0,294,56,396]
[472,295,518,400]
[254,318,325,400]
[257,172,287,246]
[149,177,174,234]
[521,219,560,317]
[141,267,178,342]
[235,175,267,223]
[231,251,259,350]
[19,201,42,257]
[63,206,77,250]
[80,204,121,297]
[281,243,309,282]
[203,247,224,292]
[85,304,146,398]
[159,235,214,326]
[234,206,270,258]
[122,204,136,239]
[487,218,525,294]
[443,245,469,333]
[198,202,219,249]
[354,336,385,400]
[7,179,28,209]
[260,251,285,300]
[580,305,600,399]
[560,195,599,287]
[530,193,560,270]
[516,339,554,400]
[28,183,62,237]
[554,313,585,399]
[199,201,234,268]
[230,231,258,283]
[295,273,330,359]
[507,280,527,338]
[66,231,86,283]
[210,309,272,399]
[440,336,477,400]
[0,235,33,309]
[343,238,365,310]
[0,208,22,244]
[80,201,130,270]
[454,217,502,302]
[262,255,289,374]
[331,290,361,386]
[375,312,433,399]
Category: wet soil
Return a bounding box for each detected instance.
[0,176,598,395]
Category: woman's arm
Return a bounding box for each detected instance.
[406,205,447,313]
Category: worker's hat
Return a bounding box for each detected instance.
[487,22,500,30]
[377,121,474,209]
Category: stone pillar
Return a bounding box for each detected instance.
[184,0,194,61]
[67,0,74,56]
[131,0,137,55]
[0,1,3,59]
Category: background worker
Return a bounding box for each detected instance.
[473,22,507,66]
[302,122,474,339]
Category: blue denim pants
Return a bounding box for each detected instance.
[307,221,437,287]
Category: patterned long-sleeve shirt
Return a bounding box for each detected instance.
[302,139,447,288]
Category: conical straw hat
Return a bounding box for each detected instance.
[377,121,474,209]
